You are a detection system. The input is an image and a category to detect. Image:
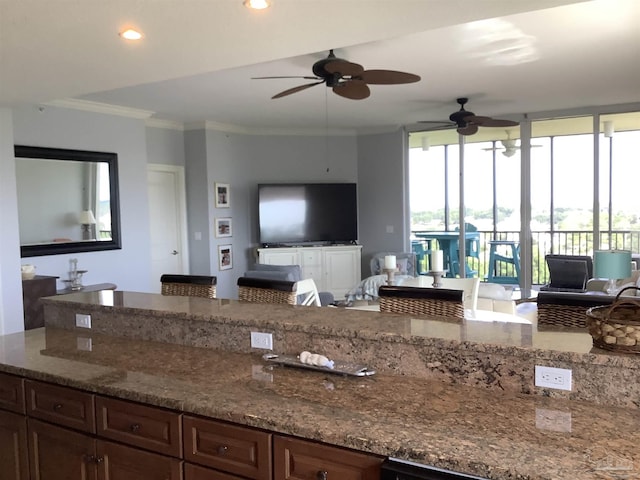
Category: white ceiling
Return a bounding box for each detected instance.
[2,0,639,135]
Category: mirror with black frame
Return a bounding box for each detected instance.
[15,145,122,257]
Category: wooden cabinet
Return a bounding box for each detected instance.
[0,409,28,480]
[183,415,271,480]
[6,376,384,480]
[273,436,383,480]
[257,245,362,297]
[21,275,58,330]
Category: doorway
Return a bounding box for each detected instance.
[147,164,189,292]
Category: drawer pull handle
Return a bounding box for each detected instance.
[53,403,63,411]
[83,454,95,464]
[130,423,141,432]
[317,471,328,480]
[95,456,104,464]
[217,445,228,455]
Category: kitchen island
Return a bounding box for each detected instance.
[0,291,638,479]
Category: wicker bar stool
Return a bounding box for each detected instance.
[237,277,297,305]
[378,285,465,319]
[160,274,217,299]
[536,291,615,329]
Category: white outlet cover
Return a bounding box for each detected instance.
[535,365,572,391]
[250,332,273,350]
[75,313,92,329]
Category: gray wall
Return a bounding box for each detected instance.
[0,104,405,331]
[357,129,408,274]
[11,105,152,293]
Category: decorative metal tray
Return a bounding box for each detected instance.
[262,353,375,377]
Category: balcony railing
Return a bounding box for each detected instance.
[411,230,640,285]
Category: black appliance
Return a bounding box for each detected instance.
[258,183,358,246]
[381,458,489,480]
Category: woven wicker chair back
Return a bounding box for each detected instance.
[237,277,297,305]
[378,285,464,319]
[160,274,217,299]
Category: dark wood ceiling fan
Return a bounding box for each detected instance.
[252,49,421,100]
[420,97,519,136]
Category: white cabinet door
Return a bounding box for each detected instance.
[323,247,361,298]
[258,249,300,266]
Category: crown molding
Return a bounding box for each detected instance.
[43,98,155,119]
[145,118,184,130]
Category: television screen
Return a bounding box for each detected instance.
[258,183,358,246]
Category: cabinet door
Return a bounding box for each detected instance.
[0,409,28,480]
[258,249,300,266]
[97,439,183,480]
[28,418,97,480]
[274,436,382,480]
[323,248,361,297]
[0,372,25,414]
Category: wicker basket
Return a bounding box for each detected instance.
[537,304,589,328]
[586,287,640,353]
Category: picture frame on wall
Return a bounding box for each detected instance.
[218,244,233,270]
[214,217,232,238]
[215,183,230,208]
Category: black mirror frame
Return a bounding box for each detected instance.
[15,145,122,257]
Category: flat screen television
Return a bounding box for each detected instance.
[258,183,358,246]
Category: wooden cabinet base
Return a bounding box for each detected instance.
[0,410,28,480]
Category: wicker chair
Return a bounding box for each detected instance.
[378,285,465,319]
[160,274,217,299]
[237,277,297,305]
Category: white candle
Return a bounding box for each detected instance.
[384,255,396,270]
[431,250,443,272]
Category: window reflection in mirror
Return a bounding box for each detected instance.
[14,145,122,257]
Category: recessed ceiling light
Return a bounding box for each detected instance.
[244,0,271,10]
[119,29,143,41]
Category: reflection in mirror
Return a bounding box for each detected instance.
[15,145,122,257]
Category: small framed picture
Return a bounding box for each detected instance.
[215,183,230,208]
[215,217,232,238]
[218,244,233,270]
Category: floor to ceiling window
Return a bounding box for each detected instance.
[408,108,640,287]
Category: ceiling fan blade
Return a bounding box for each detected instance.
[253,75,320,80]
[333,80,370,100]
[457,124,479,136]
[480,118,520,128]
[324,60,364,77]
[272,81,324,99]
[359,69,421,85]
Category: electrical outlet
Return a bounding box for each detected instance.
[250,332,273,350]
[535,365,572,391]
[75,313,92,329]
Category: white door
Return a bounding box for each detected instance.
[148,165,189,292]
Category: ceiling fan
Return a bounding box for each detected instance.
[419,97,519,136]
[483,130,541,157]
[252,49,421,100]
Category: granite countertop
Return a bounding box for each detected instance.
[1,327,638,480]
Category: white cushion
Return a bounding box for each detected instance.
[478,282,512,301]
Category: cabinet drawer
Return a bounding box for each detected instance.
[185,463,246,480]
[274,436,383,480]
[0,372,25,414]
[96,396,182,457]
[25,380,95,433]
[184,416,271,480]
[98,439,183,480]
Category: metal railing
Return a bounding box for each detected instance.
[412,230,640,285]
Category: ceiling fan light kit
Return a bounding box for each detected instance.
[254,49,420,100]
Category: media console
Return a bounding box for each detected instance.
[257,244,362,298]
